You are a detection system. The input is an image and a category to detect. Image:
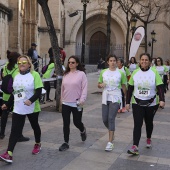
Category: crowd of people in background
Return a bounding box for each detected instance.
[0,44,169,163]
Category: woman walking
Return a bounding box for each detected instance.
[154,57,169,93]
[128,57,138,74]
[98,55,126,151]
[0,55,43,163]
[165,60,170,90]
[117,58,130,113]
[0,52,29,142]
[42,58,55,102]
[59,56,87,151]
[126,53,165,155]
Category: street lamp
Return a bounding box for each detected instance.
[150,30,156,59]
[68,0,89,64]
[130,17,137,36]
[81,0,89,64]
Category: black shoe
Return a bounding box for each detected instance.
[59,143,69,151]
[0,134,5,139]
[81,127,87,141]
[18,136,30,142]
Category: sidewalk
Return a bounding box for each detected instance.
[0,72,170,170]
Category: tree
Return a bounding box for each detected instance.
[37,0,63,110]
[113,0,137,63]
[130,0,161,52]
[106,0,113,58]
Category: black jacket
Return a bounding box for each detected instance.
[27,48,40,60]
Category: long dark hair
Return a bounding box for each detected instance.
[6,50,11,59]
[49,58,54,64]
[7,52,20,70]
[129,57,137,64]
[155,57,163,66]
[64,56,85,75]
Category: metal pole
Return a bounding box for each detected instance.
[81,3,87,64]
[106,0,112,59]
[151,39,154,59]
[132,27,135,37]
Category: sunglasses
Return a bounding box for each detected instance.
[18,61,28,65]
[68,61,76,64]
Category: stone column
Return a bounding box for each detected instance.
[8,0,21,52]
[31,0,38,43]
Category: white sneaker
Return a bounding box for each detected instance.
[105,142,114,151]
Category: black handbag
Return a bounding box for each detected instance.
[134,95,156,107]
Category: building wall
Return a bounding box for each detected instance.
[0,1,9,60]
[0,9,9,59]
[64,0,127,63]
[0,0,170,63]
[63,0,170,63]
[0,0,8,6]
[38,0,64,57]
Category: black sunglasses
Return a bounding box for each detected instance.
[68,62,76,64]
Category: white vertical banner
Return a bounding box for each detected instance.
[129,26,145,60]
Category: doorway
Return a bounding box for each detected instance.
[89,31,107,64]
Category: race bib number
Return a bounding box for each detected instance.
[14,91,26,101]
[137,90,150,97]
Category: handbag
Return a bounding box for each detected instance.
[134,95,156,107]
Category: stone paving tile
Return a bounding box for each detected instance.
[151,124,170,137]
[108,158,170,170]
[78,148,119,164]
[40,111,61,122]
[61,157,111,170]
[158,158,170,166]
[138,155,158,163]
[154,113,170,123]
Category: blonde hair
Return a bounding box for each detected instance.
[18,55,34,71]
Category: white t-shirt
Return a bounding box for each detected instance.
[98,68,126,104]
[13,71,43,114]
[129,67,163,106]
[155,65,168,79]
[33,50,38,60]
[129,63,137,73]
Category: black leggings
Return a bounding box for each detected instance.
[44,81,51,100]
[62,104,85,143]
[163,75,168,92]
[121,89,125,107]
[7,112,41,152]
[0,101,13,135]
[132,104,159,147]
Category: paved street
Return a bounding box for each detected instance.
[0,72,170,170]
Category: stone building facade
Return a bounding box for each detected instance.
[62,0,170,63]
[0,0,39,59]
[0,0,170,64]
[0,1,10,60]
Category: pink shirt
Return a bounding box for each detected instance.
[61,70,87,103]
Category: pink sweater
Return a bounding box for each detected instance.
[61,70,87,103]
